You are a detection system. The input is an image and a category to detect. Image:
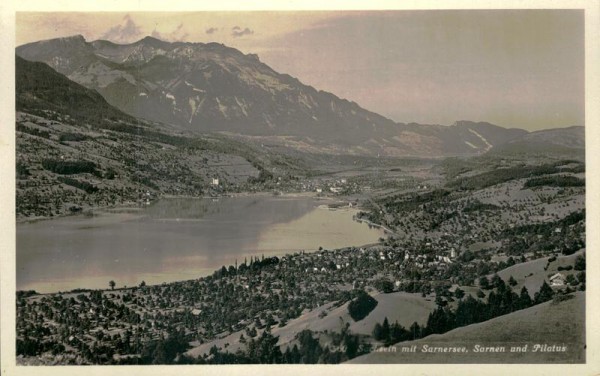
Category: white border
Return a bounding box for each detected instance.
[1,1,599,375]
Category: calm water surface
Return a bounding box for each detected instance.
[17,196,384,293]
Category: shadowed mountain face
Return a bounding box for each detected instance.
[17,35,580,157]
[16,55,132,123]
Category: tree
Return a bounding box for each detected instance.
[348,291,378,321]
[409,322,421,340]
[381,317,390,343]
[478,276,490,290]
[375,279,394,293]
[246,330,282,364]
[574,255,586,271]
[454,288,465,299]
[228,265,237,275]
[372,323,384,341]
[491,274,505,289]
[435,295,447,307]
[566,274,578,286]
[426,306,454,335]
[518,286,532,309]
[109,280,116,290]
[296,330,322,363]
[534,281,554,304]
[476,289,486,299]
[508,276,518,287]
[139,281,146,288]
[389,321,408,344]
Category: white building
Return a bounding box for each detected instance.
[549,273,566,287]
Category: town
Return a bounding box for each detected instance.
[16,156,586,364]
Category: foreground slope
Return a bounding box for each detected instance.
[349,292,585,363]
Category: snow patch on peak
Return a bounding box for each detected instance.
[188,97,197,123]
[215,97,229,118]
[184,80,206,93]
[464,141,478,149]
[165,93,176,106]
[468,129,492,151]
[234,96,248,117]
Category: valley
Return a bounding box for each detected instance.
[13,34,586,366]
[15,141,586,364]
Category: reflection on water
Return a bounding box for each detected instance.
[17,196,384,293]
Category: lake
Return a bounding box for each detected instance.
[16,195,384,293]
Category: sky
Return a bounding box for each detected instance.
[16,10,584,131]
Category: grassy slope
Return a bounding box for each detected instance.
[348,292,437,335]
[348,291,585,363]
[186,291,438,357]
[495,249,584,297]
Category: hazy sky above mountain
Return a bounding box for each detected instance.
[17,10,584,131]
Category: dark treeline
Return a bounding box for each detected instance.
[183,327,367,365]
[379,189,451,213]
[16,123,50,139]
[42,159,97,175]
[462,200,500,213]
[372,278,562,346]
[503,209,585,237]
[110,326,370,365]
[59,132,89,142]
[524,175,585,188]
[446,161,584,191]
[57,176,99,194]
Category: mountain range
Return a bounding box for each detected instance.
[16,35,583,157]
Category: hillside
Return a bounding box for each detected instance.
[16,56,130,122]
[17,36,537,157]
[489,126,584,158]
[15,57,309,220]
[349,291,585,363]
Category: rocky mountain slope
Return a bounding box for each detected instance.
[16,35,549,157]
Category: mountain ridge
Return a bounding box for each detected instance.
[16,35,582,157]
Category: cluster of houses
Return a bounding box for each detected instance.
[297,178,355,195]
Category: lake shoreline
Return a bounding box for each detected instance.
[18,239,385,296]
[17,194,384,294]
[16,190,355,225]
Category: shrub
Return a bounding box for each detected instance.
[59,132,88,142]
[42,159,97,175]
[57,176,98,194]
[348,291,378,321]
[374,279,394,294]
